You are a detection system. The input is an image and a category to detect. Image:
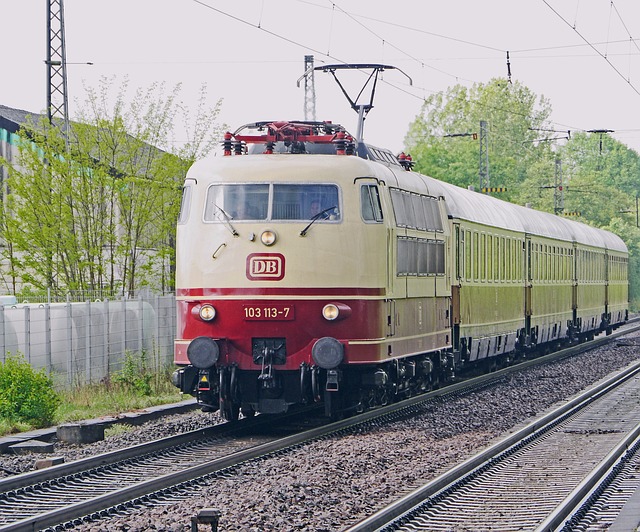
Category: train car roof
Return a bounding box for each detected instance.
[419,174,627,252]
[186,142,626,253]
[186,151,379,182]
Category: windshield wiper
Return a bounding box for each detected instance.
[213,204,239,237]
[300,206,337,237]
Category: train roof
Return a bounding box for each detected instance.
[201,120,627,253]
[421,175,627,253]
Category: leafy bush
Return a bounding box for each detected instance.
[0,355,60,428]
[113,350,153,396]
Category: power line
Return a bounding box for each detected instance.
[610,1,640,57]
[542,0,640,97]
[328,1,463,81]
[189,0,634,147]
[188,0,461,105]
[298,0,504,53]
[191,0,335,62]
[512,37,640,54]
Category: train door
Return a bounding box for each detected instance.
[572,241,578,331]
[604,250,611,331]
[524,235,532,341]
[363,179,398,339]
[604,250,610,307]
[451,223,462,352]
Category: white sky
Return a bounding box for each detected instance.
[3,1,640,155]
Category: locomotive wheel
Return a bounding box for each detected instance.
[219,366,241,422]
[241,405,255,418]
[221,399,240,422]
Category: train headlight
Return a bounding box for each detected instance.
[323,304,340,320]
[199,304,216,321]
[322,303,352,321]
[187,336,220,369]
[312,337,344,369]
[261,230,277,246]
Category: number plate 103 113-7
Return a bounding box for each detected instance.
[243,304,294,321]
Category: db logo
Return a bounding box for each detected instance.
[246,253,285,281]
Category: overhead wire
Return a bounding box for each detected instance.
[542,0,640,97]
[512,38,640,54]
[319,0,623,140]
[297,0,505,53]
[189,0,636,147]
[328,1,462,80]
[611,1,640,55]
[190,0,336,63]
[610,0,640,82]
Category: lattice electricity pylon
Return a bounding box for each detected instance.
[303,55,316,121]
[46,0,70,139]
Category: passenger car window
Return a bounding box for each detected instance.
[361,184,383,222]
[390,187,443,231]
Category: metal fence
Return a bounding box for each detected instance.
[0,294,176,389]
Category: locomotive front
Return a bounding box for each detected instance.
[172,122,389,420]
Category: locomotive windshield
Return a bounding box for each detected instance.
[204,183,340,222]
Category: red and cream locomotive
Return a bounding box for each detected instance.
[171,117,628,421]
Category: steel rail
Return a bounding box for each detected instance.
[0,405,317,493]
[1,322,638,531]
[537,427,640,530]
[347,342,640,531]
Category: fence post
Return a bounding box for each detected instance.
[24,305,30,363]
[154,294,160,371]
[0,305,5,363]
[104,298,110,379]
[138,294,143,356]
[86,300,91,384]
[66,300,73,387]
[121,297,127,359]
[45,303,51,375]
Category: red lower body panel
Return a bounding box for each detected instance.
[175,289,385,370]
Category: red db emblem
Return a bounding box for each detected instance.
[246,253,285,281]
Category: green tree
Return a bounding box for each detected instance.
[0,78,225,295]
[404,78,640,308]
[559,131,640,307]
[404,78,556,204]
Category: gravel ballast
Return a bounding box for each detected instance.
[4,336,640,531]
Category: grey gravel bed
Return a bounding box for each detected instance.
[6,336,640,531]
[0,409,223,477]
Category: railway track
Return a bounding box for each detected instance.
[0,407,328,531]
[1,323,638,531]
[347,344,640,531]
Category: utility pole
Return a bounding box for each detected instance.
[303,55,316,121]
[46,0,70,141]
[554,158,564,215]
[479,120,489,192]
